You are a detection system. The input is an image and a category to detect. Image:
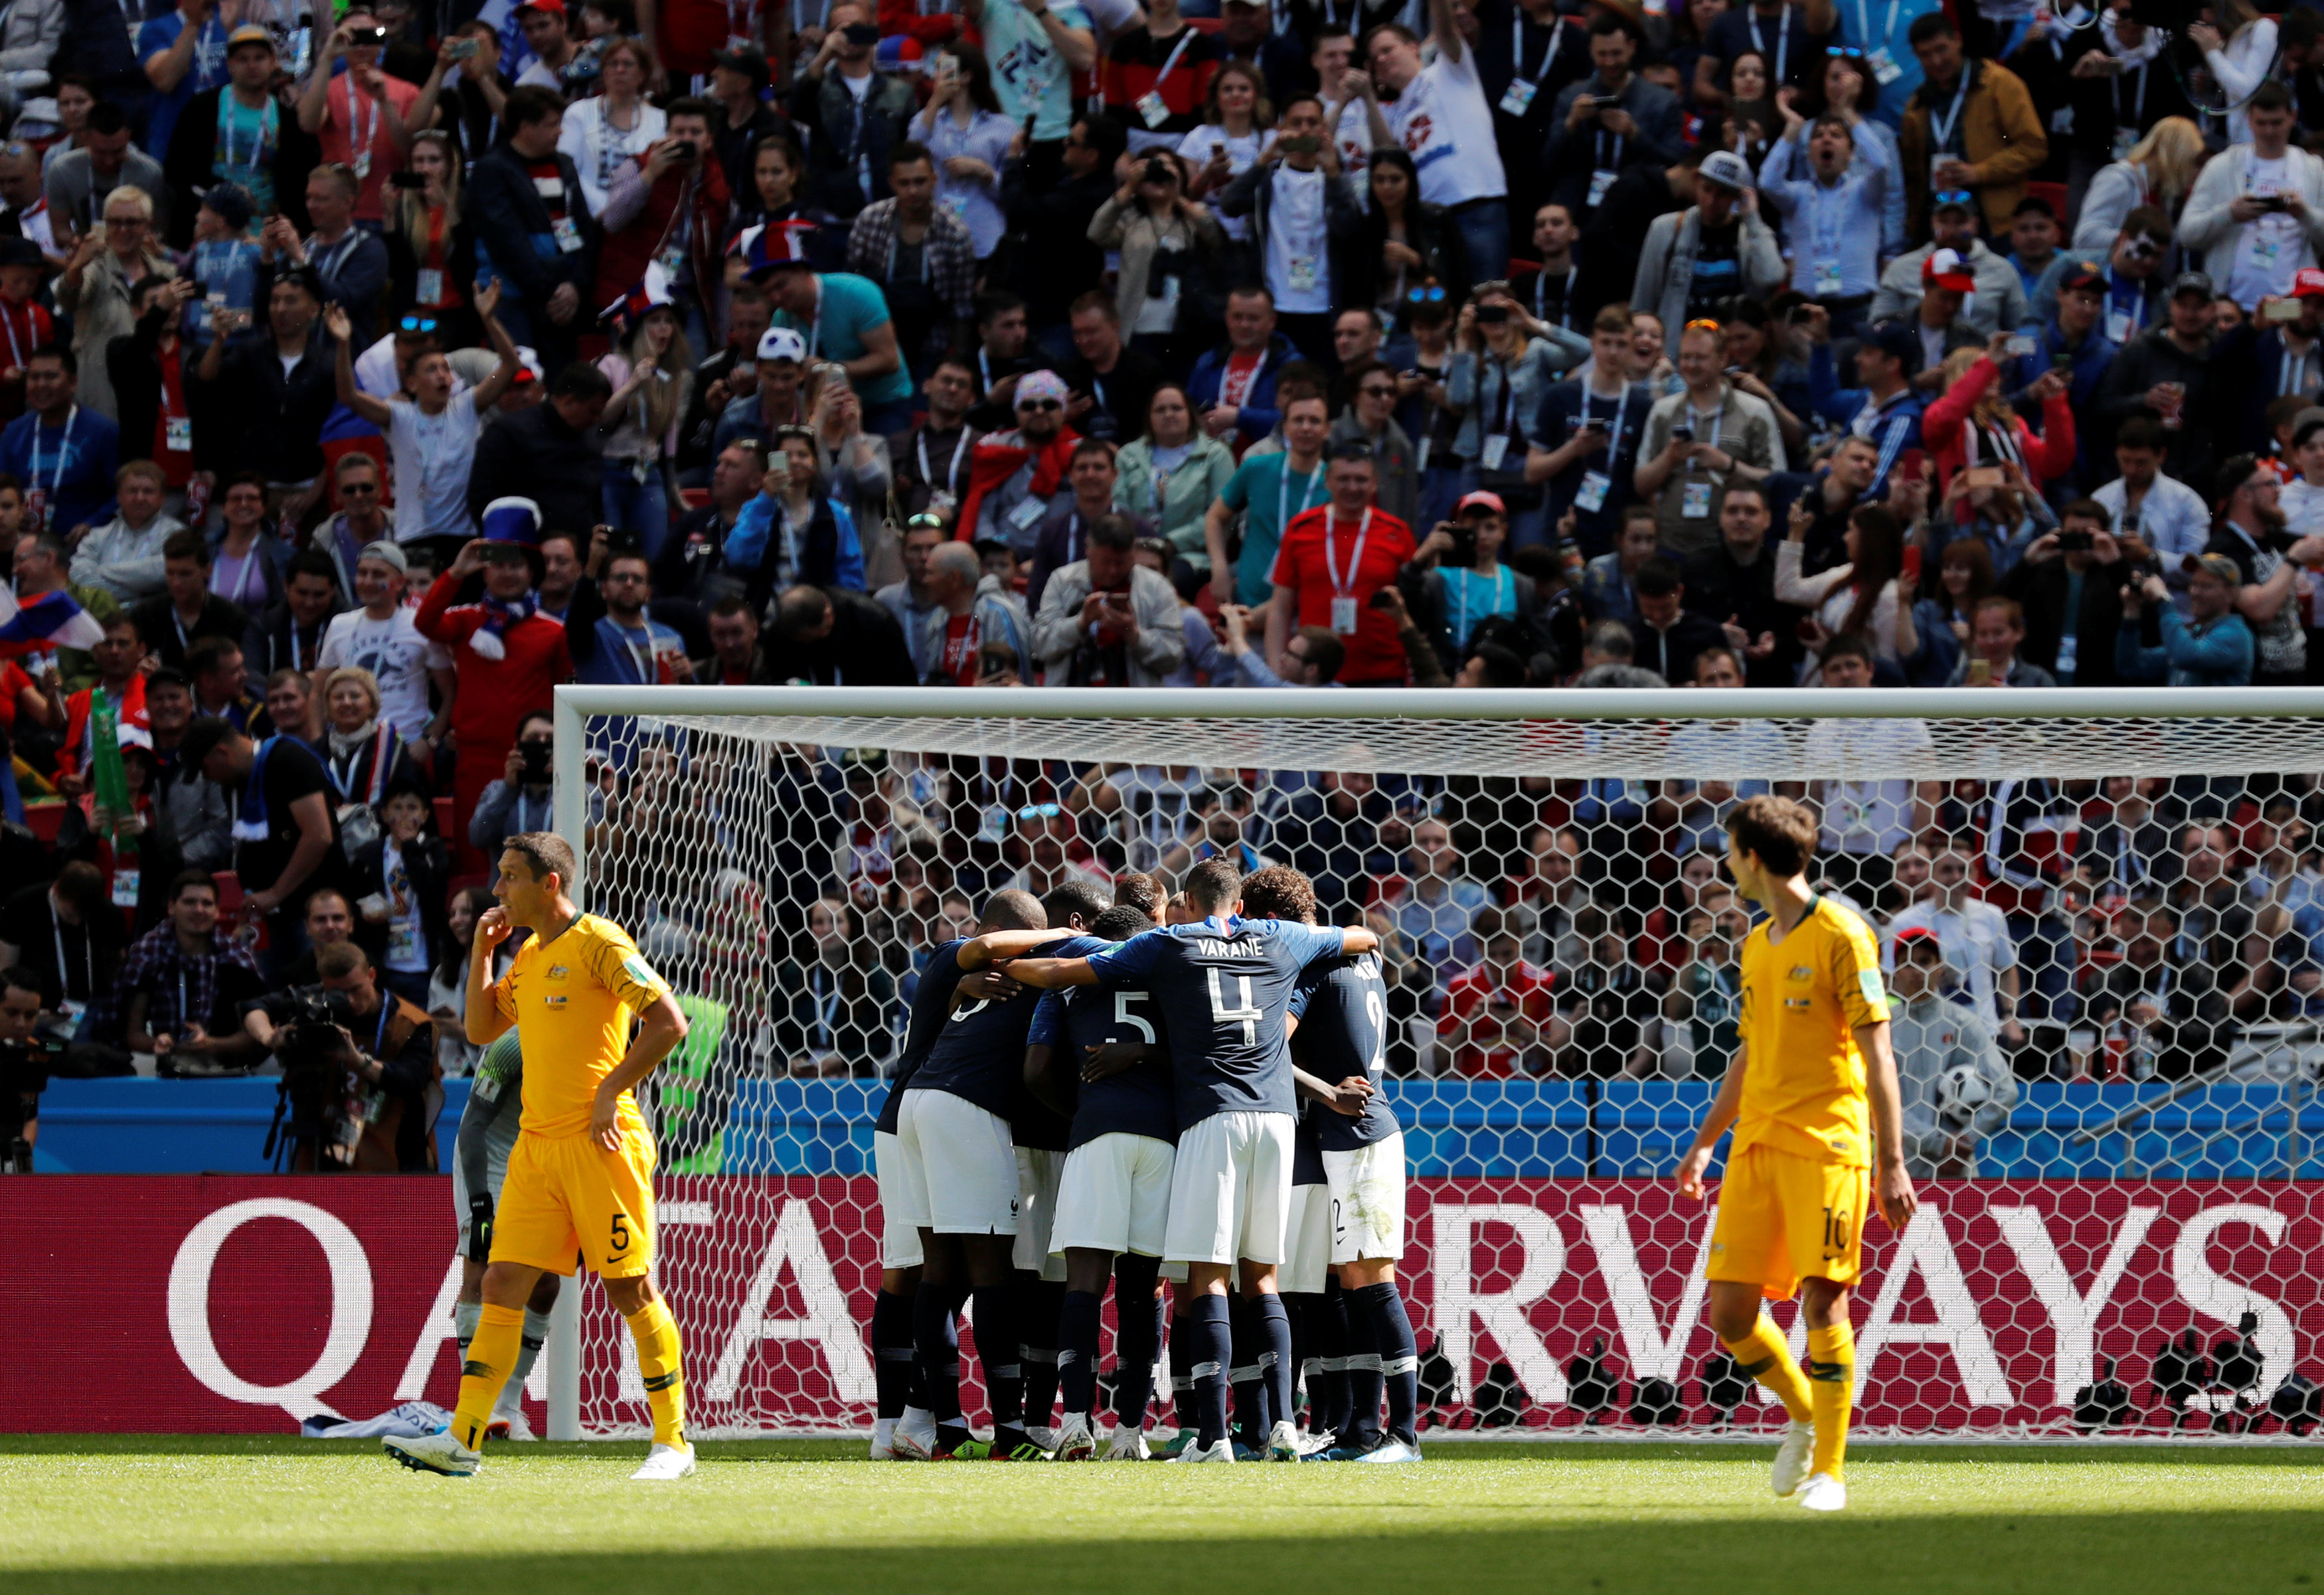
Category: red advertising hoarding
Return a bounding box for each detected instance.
[6,1176,2317,1435]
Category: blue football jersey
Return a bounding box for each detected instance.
[1030,980,1178,1150]
[1086,916,1349,1128]
[907,934,1107,1118]
[1289,952,1403,1153]
[876,940,967,1135]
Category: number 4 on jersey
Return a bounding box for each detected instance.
[1208,968,1263,1045]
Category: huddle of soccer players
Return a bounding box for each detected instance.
[871,857,1422,1464]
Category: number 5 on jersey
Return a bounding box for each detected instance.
[1114,989,1155,1043]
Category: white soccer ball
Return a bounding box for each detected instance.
[1936,1063,1991,1124]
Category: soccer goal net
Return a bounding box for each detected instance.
[546,685,2324,1443]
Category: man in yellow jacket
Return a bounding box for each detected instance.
[1898,11,2048,242]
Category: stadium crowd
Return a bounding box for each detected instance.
[7,0,2324,1175]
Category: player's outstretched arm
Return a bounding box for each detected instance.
[1339,926,1381,958]
[1674,1041,1748,1201]
[961,928,1059,969]
[993,956,1100,989]
[1857,1019,1920,1232]
[465,908,517,1048]
[590,992,691,1151]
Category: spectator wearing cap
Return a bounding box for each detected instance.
[2028,205,2173,345]
[794,0,920,221]
[1264,440,1418,688]
[1630,149,1784,357]
[165,26,321,250]
[707,45,785,203]
[464,359,611,537]
[958,369,1080,551]
[510,0,578,91]
[1884,926,2015,1180]
[1872,195,2029,338]
[2179,82,2324,313]
[316,537,448,750]
[712,324,809,458]
[137,0,232,179]
[846,141,977,378]
[1635,319,1787,556]
[740,217,916,435]
[2094,270,2222,486]
[1896,12,2046,241]
[414,499,574,857]
[2009,259,2116,479]
[2116,551,2256,687]
[193,262,335,496]
[1891,247,1989,392]
[257,164,391,351]
[465,85,599,371]
[2202,452,2324,687]
[1757,104,1890,334]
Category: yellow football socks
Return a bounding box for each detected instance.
[1807,1322,1855,1479]
[1720,1318,1812,1424]
[453,1302,525,1450]
[625,1299,688,1449]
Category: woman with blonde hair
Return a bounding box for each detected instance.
[2073,116,2204,249]
[595,290,694,561]
[55,184,175,423]
[319,665,423,818]
[385,130,475,335]
[1179,61,1272,240]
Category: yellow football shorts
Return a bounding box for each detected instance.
[491,1127,658,1279]
[1706,1143,1869,1301]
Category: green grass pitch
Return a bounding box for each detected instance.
[5,1436,2321,1595]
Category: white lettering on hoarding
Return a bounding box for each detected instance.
[706,1198,874,1402]
[1853,1205,2010,1407]
[1579,1204,1716,1384]
[2171,1203,2296,1386]
[167,1199,373,1420]
[1991,1204,2160,1408]
[1426,1203,1568,1402]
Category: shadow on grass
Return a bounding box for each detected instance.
[9,1513,2323,1595]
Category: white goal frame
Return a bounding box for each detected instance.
[541,683,2324,1442]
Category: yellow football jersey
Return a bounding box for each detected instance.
[1733,894,1889,1167]
[493,914,672,1139]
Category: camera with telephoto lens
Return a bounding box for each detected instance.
[0,1035,58,1175]
[263,985,363,1171]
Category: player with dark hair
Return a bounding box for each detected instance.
[384,832,694,1479]
[999,858,1379,1464]
[1675,794,1916,1512]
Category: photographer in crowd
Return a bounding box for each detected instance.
[0,968,60,1173]
[242,940,438,1171]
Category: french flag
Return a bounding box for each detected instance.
[0,586,107,660]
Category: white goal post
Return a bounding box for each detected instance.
[539,685,2324,1443]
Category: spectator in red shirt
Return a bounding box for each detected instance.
[1436,908,1562,1077]
[1265,440,1416,687]
[413,497,573,867]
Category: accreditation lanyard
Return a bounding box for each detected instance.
[1279,458,1325,531]
[0,301,27,370]
[1450,564,1511,652]
[2283,337,2317,396]
[1928,77,1969,154]
[1854,0,1900,46]
[1687,401,1724,453]
[919,427,969,496]
[1322,508,1372,598]
[1149,27,1199,96]
[1587,382,1637,455]
[37,405,78,501]
[1809,170,1850,264]
[341,75,378,169]
[2116,63,2147,129]
[54,915,86,1000]
[223,96,272,171]
[1751,6,1791,85]
[1515,11,1563,86]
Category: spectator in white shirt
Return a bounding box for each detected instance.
[2091,416,2212,607]
[70,460,183,603]
[2177,81,2324,311]
[1361,0,1510,291]
[315,539,454,751]
[1885,843,2025,1047]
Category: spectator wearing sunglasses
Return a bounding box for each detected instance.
[353,313,464,402]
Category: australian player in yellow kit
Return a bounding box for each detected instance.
[384,832,694,1481]
[1675,796,1917,1513]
